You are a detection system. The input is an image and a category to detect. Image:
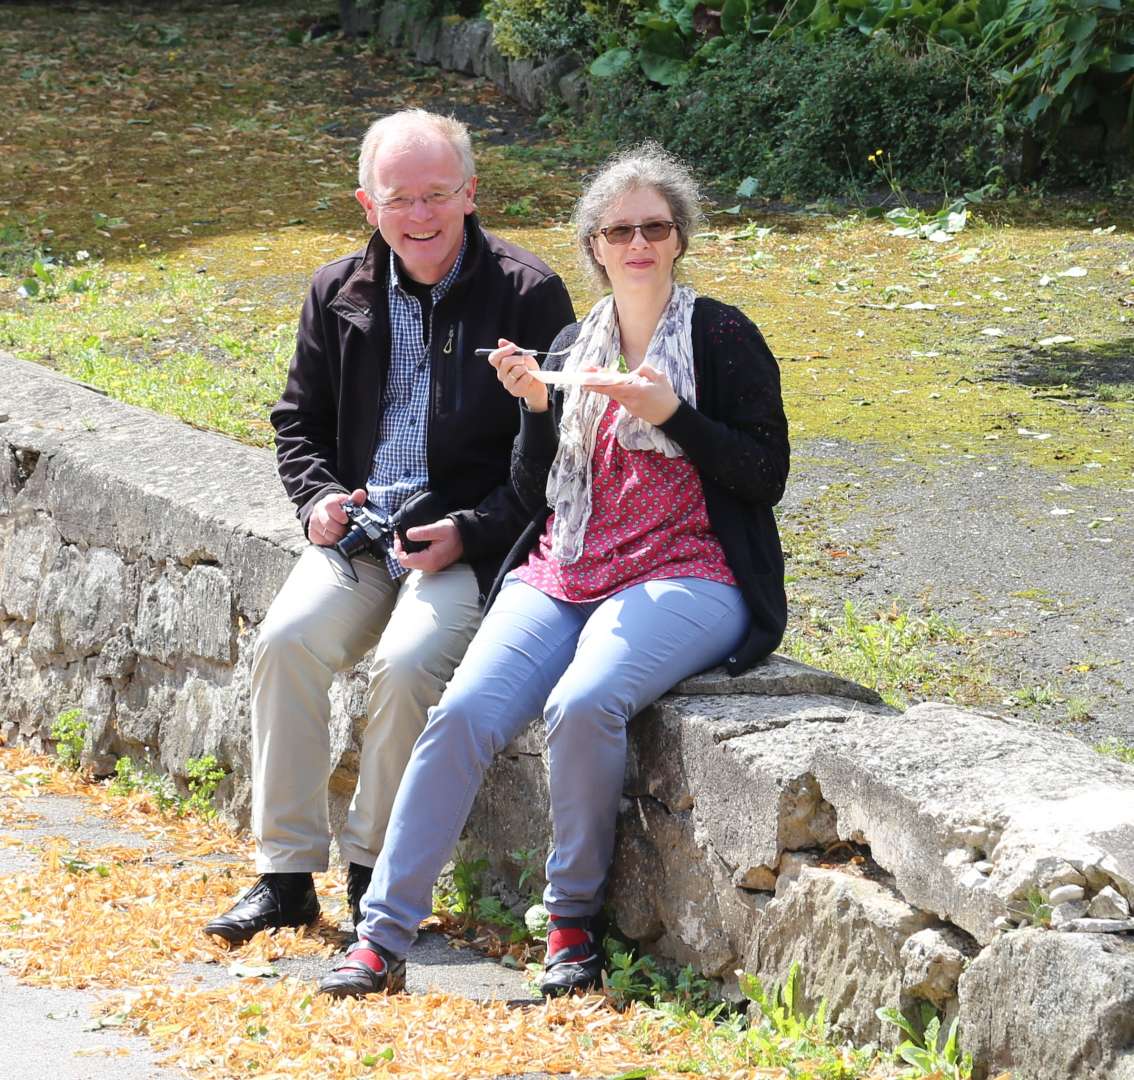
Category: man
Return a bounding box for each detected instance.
[203,109,573,945]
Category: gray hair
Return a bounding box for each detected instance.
[572,142,703,287]
[357,109,475,195]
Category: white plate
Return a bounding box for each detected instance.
[529,370,633,386]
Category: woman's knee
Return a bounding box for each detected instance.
[419,688,509,771]
[544,678,627,743]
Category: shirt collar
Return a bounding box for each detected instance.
[389,232,468,301]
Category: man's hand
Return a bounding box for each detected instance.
[584,363,680,426]
[394,517,464,573]
[308,488,366,547]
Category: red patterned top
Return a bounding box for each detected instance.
[515,400,737,602]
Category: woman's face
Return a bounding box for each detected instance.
[590,186,681,295]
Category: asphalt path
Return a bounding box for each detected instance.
[782,438,1133,744]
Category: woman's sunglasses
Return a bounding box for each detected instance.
[596,220,676,245]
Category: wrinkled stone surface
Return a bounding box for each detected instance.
[959,930,1134,1080]
[901,925,975,1009]
[813,702,1134,944]
[1089,884,1130,919]
[741,866,942,1047]
[0,518,61,622]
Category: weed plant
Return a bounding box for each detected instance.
[784,599,984,709]
[877,1003,973,1078]
[109,753,226,819]
[1097,739,1134,764]
[50,708,87,771]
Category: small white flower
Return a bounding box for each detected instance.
[75,250,90,262]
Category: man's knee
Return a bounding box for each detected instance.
[368,645,446,705]
[253,606,315,670]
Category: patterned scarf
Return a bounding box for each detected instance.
[546,283,698,564]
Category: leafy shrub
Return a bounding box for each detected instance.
[50,709,87,771]
[590,32,1002,197]
[482,0,597,59]
[184,754,226,818]
[586,0,1132,177]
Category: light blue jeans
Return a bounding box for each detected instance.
[357,575,749,957]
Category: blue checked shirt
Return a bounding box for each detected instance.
[367,239,466,578]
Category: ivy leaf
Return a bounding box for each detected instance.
[736,176,760,198]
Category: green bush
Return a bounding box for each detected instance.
[482,0,597,59]
[589,32,1003,198]
[583,0,1131,179]
[50,709,87,771]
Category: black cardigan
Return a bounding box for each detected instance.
[489,296,790,674]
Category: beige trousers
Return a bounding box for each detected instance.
[250,545,481,873]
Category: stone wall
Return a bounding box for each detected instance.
[339,1,587,117]
[3,353,1134,1079]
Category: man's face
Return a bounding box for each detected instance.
[355,133,476,287]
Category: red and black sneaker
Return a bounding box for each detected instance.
[539,914,604,997]
[317,938,407,999]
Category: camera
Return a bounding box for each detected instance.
[332,489,449,576]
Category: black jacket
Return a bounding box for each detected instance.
[492,296,790,673]
[270,216,575,595]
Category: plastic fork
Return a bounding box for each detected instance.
[473,346,574,359]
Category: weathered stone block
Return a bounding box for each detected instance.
[959,930,1134,1080]
[0,517,61,621]
[135,565,234,665]
[182,565,234,663]
[115,663,173,750]
[628,693,886,886]
[32,546,135,662]
[609,796,763,976]
[743,866,940,1047]
[375,2,408,47]
[450,19,491,76]
[674,654,884,703]
[900,924,975,1010]
[412,18,441,65]
[95,626,137,681]
[813,703,1134,945]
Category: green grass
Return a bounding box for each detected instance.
[1,0,1132,489]
[783,598,993,710]
[1097,739,1134,764]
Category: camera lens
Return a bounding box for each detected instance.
[335,525,371,561]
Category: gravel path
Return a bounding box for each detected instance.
[782,438,1133,744]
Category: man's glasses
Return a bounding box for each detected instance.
[374,179,468,214]
[596,220,676,245]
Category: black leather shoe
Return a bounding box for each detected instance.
[347,862,373,927]
[539,915,605,997]
[317,938,406,999]
[203,873,319,945]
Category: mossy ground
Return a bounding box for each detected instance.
[2,1,1131,718]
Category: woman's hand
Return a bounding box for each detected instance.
[584,363,680,426]
[487,339,548,413]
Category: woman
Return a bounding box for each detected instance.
[317,143,789,1000]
